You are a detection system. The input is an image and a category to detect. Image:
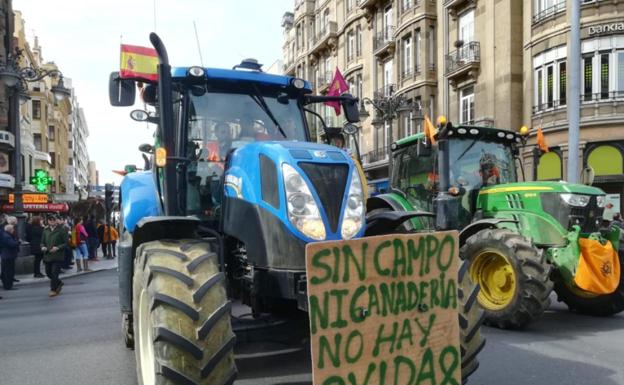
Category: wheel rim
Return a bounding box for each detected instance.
[138,288,156,385]
[470,249,517,310]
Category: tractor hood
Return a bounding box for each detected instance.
[479,181,605,196]
[225,140,365,242]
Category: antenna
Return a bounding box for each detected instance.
[193,21,204,67]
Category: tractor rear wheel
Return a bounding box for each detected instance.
[554,241,624,316]
[133,239,236,385]
[461,229,553,329]
[458,260,486,384]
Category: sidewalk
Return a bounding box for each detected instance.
[13,254,118,286]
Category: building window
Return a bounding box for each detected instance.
[346,0,354,12]
[32,100,41,120]
[356,73,363,100]
[50,152,56,169]
[402,35,412,78]
[587,145,624,176]
[33,134,42,151]
[347,30,355,62]
[415,29,421,73]
[428,26,436,69]
[460,86,474,124]
[559,61,566,105]
[458,9,474,43]
[537,151,562,181]
[601,53,610,100]
[546,64,554,108]
[401,0,412,13]
[356,25,362,57]
[429,95,435,119]
[48,126,55,141]
[584,56,593,101]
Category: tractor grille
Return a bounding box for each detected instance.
[541,193,604,233]
[298,162,349,233]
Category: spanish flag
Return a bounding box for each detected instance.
[423,115,437,145]
[536,126,549,153]
[120,44,158,82]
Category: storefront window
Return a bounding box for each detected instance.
[537,151,562,181]
[588,145,623,176]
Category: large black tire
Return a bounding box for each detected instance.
[458,260,486,384]
[461,229,553,329]
[554,240,624,316]
[133,239,237,385]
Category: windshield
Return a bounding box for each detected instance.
[449,137,516,190]
[184,88,307,220]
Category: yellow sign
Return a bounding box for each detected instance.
[8,194,48,204]
[305,231,460,385]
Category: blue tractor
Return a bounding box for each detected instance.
[109,34,484,385]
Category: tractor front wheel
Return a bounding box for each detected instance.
[554,241,624,316]
[461,229,553,329]
[133,239,237,385]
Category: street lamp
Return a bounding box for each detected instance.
[359,86,414,175]
[0,48,70,240]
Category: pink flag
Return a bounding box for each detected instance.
[325,67,349,115]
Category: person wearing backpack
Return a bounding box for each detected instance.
[72,217,91,272]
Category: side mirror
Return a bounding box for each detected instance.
[138,143,154,154]
[109,72,136,107]
[417,140,432,157]
[581,167,595,186]
[340,93,360,123]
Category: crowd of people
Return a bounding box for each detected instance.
[0,214,118,298]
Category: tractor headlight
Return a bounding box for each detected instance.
[282,163,326,240]
[597,195,606,208]
[560,193,590,207]
[340,168,365,239]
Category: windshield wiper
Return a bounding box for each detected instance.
[250,85,287,138]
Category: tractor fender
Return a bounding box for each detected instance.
[367,193,407,212]
[119,216,201,318]
[460,218,518,245]
[119,171,161,233]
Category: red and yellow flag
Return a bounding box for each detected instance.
[423,115,437,145]
[120,44,158,82]
[536,126,549,153]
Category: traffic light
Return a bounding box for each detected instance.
[104,183,114,212]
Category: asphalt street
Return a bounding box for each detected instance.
[1,270,623,385]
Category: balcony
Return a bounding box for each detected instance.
[374,26,395,56]
[532,1,565,25]
[0,130,15,149]
[316,72,334,93]
[443,0,473,10]
[34,150,52,164]
[445,41,480,82]
[309,22,338,55]
[362,147,389,165]
[294,0,314,19]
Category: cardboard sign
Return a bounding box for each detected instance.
[305,231,460,385]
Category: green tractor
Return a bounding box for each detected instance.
[367,121,624,329]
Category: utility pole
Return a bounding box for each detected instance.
[567,0,581,183]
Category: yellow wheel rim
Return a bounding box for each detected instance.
[470,249,517,311]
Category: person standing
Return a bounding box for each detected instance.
[97,221,108,258]
[0,224,19,290]
[84,216,98,260]
[41,215,69,297]
[26,216,45,278]
[73,217,91,272]
[107,225,119,258]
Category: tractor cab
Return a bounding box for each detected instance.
[389,125,521,229]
